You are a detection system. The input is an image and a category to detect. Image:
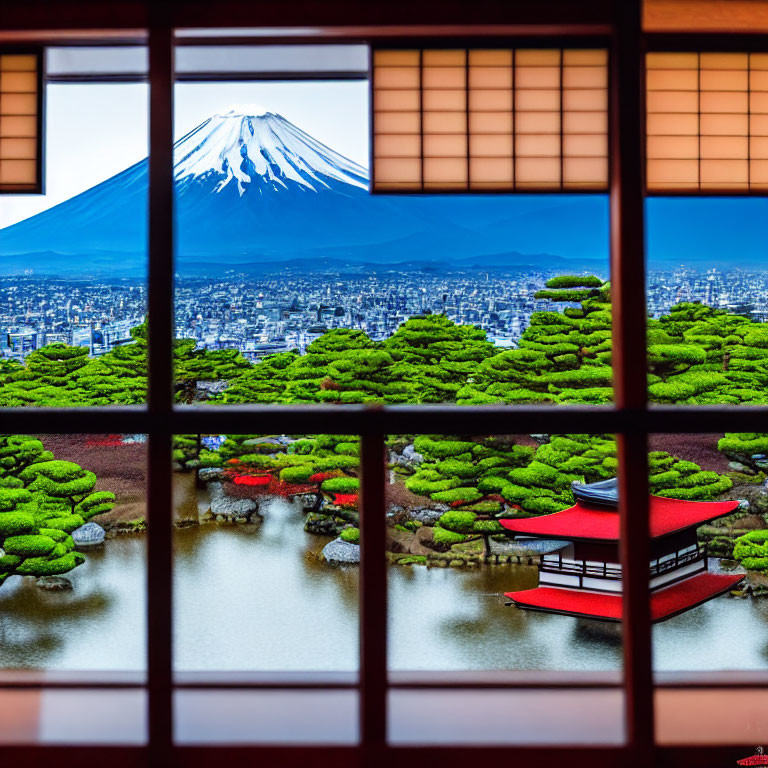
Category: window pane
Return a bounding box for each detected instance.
[647,432,768,678]
[646,196,768,407]
[0,80,148,407]
[0,689,146,745]
[171,49,610,408]
[0,434,146,678]
[173,433,359,675]
[387,433,625,673]
[387,431,626,744]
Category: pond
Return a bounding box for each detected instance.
[0,493,767,674]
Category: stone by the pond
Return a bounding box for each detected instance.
[199,467,225,482]
[409,507,445,524]
[729,461,752,473]
[72,522,106,549]
[322,538,360,564]
[37,576,73,592]
[208,482,260,522]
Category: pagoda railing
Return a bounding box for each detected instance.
[540,545,707,582]
[649,545,707,579]
[540,555,623,581]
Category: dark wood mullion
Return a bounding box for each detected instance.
[147,7,175,762]
[359,431,388,751]
[3,404,768,436]
[610,0,654,760]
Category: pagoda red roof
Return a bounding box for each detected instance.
[500,496,740,542]
[505,572,743,623]
[737,755,768,766]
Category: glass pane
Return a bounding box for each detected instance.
[0,434,146,678]
[646,195,768,405]
[647,431,768,675]
[0,689,146,744]
[171,45,611,408]
[175,690,358,744]
[0,78,148,406]
[386,431,626,744]
[173,433,359,676]
[387,433,625,674]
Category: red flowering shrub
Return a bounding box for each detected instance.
[233,474,271,486]
[309,470,344,484]
[334,493,359,508]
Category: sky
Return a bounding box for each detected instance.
[1,81,768,267]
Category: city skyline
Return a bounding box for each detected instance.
[3,267,767,361]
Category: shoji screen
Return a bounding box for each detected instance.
[647,51,768,192]
[0,51,41,193]
[372,47,609,192]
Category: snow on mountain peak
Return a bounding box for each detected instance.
[219,103,269,118]
[174,109,368,196]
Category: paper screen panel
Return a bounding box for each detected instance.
[372,47,609,192]
[646,51,768,192]
[562,49,608,190]
[373,49,422,191]
[0,52,39,192]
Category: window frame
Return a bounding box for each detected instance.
[2,1,767,766]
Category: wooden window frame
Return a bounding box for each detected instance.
[2,2,768,767]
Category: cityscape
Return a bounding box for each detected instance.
[2,266,768,361]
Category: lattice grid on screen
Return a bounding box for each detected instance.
[646,51,768,192]
[0,52,40,193]
[372,48,609,192]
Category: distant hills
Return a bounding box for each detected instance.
[0,107,615,278]
[1,107,762,278]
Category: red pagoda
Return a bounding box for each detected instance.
[501,478,744,623]
[737,747,768,766]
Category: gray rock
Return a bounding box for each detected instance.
[729,461,751,472]
[409,507,444,525]
[402,444,424,464]
[0,547,4,558]
[37,576,73,591]
[72,522,106,550]
[322,538,360,564]
[199,468,225,482]
[208,482,260,522]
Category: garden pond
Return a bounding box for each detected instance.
[0,487,767,674]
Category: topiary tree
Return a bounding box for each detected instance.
[0,487,85,587]
[733,530,768,572]
[18,460,115,532]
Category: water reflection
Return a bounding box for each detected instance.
[0,539,143,670]
[0,487,766,672]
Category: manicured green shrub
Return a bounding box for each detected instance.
[438,510,477,533]
[473,519,504,534]
[432,526,466,547]
[431,487,483,505]
[413,437,476,458]
[2,534,57,557]
[340,527,360,544]
[321,477,360,494]
[279,465,315,484]
[733,530,768,571]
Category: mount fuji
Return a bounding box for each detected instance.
[0,107,608,276]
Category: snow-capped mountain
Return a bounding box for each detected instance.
[0,108,607,276]
[174,106,367,195]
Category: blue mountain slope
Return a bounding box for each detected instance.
[0,108,610,276]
